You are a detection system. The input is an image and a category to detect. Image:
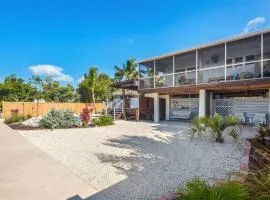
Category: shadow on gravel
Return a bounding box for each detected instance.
[68,121,205,200]
[95,134,175,175]
[66,121,253,200]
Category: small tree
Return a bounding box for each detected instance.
[78,67,113,103]
[190,113,241,144]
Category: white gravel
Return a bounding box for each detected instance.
[21,117,42,127]
[19,120,257,200]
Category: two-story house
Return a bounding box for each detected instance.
[138,29,270,125]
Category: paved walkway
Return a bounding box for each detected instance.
[0,121,107,200]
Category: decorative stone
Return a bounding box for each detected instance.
[21,117,42,127]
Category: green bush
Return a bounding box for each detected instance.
[4,113,26,124]
[92,115,113,127]
[190,113,240,144]
[177,177,248,200]
[40,109,80,129]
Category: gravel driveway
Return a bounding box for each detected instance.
[19,120,256,200]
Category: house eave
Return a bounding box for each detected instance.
[138,28,270,63]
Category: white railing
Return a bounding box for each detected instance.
[139,59,270,89]
[113,99,123,120]
[106,99,123,120]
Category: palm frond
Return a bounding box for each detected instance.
[228,127,241,147]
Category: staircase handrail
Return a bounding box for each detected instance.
[113,99,123,120]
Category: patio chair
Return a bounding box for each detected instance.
[234,113,245,124]
[252,113,267,125]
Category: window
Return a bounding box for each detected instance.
[174,51,196,72]
[175,68,186,73]
[198,44,225,69]
[187,66,196,71]
[227,35,261,62]
[155,57,173,76]
[226,36,261,80]
[226,59,233,64]
[246,55,255,62]
[263,33,270,59]
[235,57,243,63]
[139,61,154,78]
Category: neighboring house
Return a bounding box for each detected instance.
[138,28,270,125]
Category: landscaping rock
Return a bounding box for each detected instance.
[21,117,42,127]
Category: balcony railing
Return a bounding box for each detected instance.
[174,70,196,86]
[139,77,154,89]
[138,59,270,89]
[155,74,173,88]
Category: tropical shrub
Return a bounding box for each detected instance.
[40,109,78,129]
[190,113,240,143]
[4,113,26,124]
[177,177,248,200]
[246,168,270,200]
[80,107,91,126]
[80,105,95,127]
[92,115,113,127]
[255,124,270,145]
[246,138,270,200]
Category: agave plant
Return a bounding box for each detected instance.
[190,113,241,143]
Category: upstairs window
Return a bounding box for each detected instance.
[139,61,154,78]
[246,55,255,62]
[235,57,243,63]
[263,33,270,59]
[198,44,225,69]
[155,57,173,76]
[227,35,261,62]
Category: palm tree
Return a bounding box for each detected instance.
[114,58,139,119]
[190,113,241,144]
[81,67,100,103]
[87,67,98,103]
[114,58,139,81]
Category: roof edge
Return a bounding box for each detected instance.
[138,27,270,63]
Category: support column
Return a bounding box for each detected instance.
[160,94,170,120]
[199,89,206,117]
[145,93,160,123]
[209,92,214,116]
[153,93,160,123]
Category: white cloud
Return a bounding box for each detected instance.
[244,17,265,33]
[77,76,85,83]
[29,64,74,82]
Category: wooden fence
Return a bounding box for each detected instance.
[2,102,105,119]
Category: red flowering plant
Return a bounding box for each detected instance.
[80,105,96,127]
[10,108,19,115]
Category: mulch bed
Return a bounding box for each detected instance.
[8,124,44,130]
[7,123,95,131]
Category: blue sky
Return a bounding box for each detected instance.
[0,0,270,84]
